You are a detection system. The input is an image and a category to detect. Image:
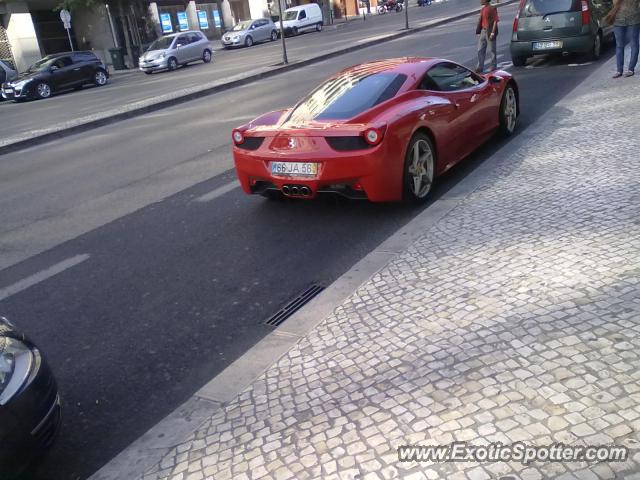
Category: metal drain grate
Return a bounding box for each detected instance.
[265,284,325,327]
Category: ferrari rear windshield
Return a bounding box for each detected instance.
[288,72,408,122]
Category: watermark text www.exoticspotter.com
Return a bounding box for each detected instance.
[398,442,628,465]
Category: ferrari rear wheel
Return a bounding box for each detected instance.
[499,85,518,137]
[403,133,435,204]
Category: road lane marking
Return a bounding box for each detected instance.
[0,254,90,302]
[194,180,240,202]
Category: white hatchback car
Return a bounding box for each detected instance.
[139,31,213,74]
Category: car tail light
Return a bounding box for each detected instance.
[513,0,525,32]
[581,0,590,25]
[232,129,244,145]
[362,127,384,146]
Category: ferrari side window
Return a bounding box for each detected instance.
[426,63,482,92]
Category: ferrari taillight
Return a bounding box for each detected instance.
[232,129,244,145]
[581,0,590,25]
[513,16,519,32]
[363,127,385,146]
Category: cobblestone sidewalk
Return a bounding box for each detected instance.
[140,60,640,480]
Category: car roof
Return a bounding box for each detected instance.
[286,4,316,9]
[43,50,96,59]
[337,57,440,78]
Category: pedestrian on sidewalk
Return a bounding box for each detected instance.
[606,0,640,77]
[476,0,499,73]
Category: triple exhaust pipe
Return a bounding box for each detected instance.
[281,185,312,197]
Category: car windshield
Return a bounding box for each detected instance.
[288,71,407,122]
[520,0,579,16]
[26,57,54,73]
[148,36,175,51]
[284,11,299,20]
[232,21,253,31]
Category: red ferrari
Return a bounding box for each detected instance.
[232,57,519,203]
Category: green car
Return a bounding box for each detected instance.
[510,0,614,66]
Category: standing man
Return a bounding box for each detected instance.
[476,0,499,73]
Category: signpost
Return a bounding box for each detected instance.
[276,0,288,64]
[59,9,74,51]
[404,0,409,29]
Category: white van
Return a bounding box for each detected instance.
[277,4,323,36]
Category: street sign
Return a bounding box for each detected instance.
[59,9,71,24]
[59,9,74,51]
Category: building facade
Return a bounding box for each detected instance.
[0,0,336,73]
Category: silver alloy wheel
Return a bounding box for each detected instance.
[95,70,107,85]
[168,58,177,71]
[407,139,434,198]
[36,82,51,99]
[246,36,253,47]
[316,22,322,31]
[203,50,212,63]
[503,87,517,134]
[271,30,278,41]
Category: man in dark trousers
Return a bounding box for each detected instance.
[476,0,499,73]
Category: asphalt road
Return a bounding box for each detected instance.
[0,0,495,143]
[0,5,614,479]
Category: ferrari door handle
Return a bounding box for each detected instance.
[73,68,81,71]
[470,94,478,103]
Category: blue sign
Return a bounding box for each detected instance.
[177,11,189,31]
[160,13,173,33]
[213,10,221,27]
[197,10,209,29]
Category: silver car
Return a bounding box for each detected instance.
[139,31,213,74]
[222,19,278,48]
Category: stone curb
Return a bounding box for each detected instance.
[0,1,516,157]
[89,32,615,480]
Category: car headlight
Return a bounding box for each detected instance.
[232,35,240,40]
[0,337,34,405]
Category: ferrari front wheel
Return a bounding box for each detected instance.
[499,85,518,137]
[403,133,435,204]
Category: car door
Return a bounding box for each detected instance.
[187,33,201,60]
[421,63,494,166]
[49,56,77,90]
[257,20,269,41]
[174,34,191,63]
[73,53,95,84]
[297,9,309,30]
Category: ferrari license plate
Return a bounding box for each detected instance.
[532,40,562,50]
[271,161,318,177]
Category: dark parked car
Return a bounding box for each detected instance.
[0,317,60,478]
[1,51,109,101]
[510,0,613,66]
